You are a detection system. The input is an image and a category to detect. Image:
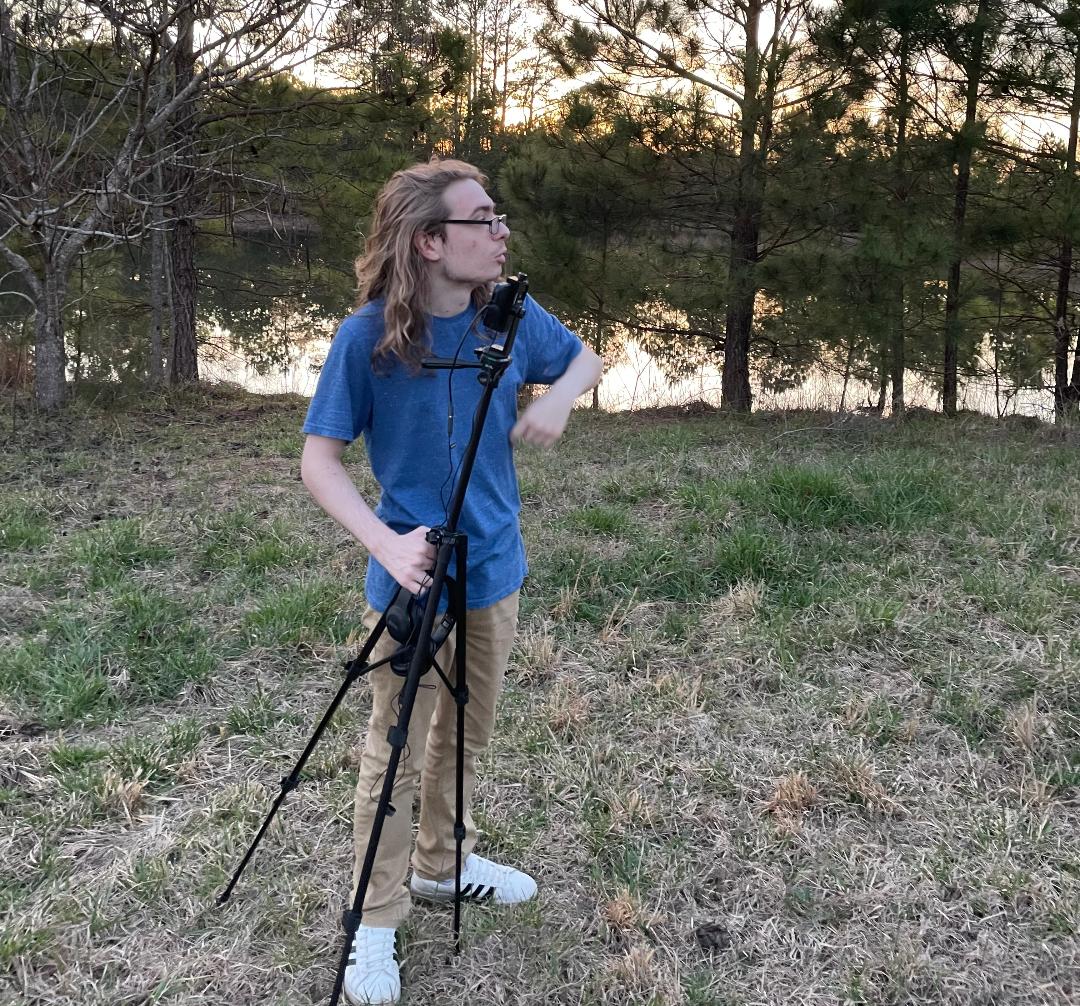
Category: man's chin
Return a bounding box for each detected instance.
[448,271,502,287]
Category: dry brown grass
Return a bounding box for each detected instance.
[762,771,819,834]
[1,388,1078,1005]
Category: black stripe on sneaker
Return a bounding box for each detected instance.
[460,883,473,898]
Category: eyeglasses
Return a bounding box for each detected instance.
[439,214,508,236]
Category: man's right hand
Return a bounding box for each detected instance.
[373,525,437,595]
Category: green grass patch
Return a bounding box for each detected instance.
[599,472,664,505]
[0,588,217,725]
[224,686,300,736]
[680,461,956,532]
[47,720,206,827]
[198,508,317,577]
[0,918,53,970]
[565,504,633,536]
[706,525,796,587]
[48,742,108,773]
[259,427,305,458]
[110,718,203,780]
[68,518,174,587]
[242,578,357,645]
[0,502,50,551]
[933,685,1003,747]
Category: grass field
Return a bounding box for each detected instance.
[1,386,1078,1005]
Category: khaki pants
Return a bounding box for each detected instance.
[351,590,520,928]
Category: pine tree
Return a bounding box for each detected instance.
[939,0,1003,414]
[541,0,845,412]
[503,90,662,407]
[813,0,952,415]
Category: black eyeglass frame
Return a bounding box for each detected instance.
[438,214,508,236]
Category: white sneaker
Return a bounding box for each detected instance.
[343,925,400,1006]
[410,854,537,905]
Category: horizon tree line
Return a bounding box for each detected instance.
[3,0,1080,418]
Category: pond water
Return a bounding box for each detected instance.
[200,336,1055,420]
[188,233,1056,419]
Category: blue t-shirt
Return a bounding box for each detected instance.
[303,295,583,611]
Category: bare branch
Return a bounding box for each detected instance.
[0,240,42,299]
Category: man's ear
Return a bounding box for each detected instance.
[414,229,442,263]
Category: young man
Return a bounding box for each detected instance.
[300,159,602,1005]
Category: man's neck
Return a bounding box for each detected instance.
[427,274,473,318]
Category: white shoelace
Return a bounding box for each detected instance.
[347,927,396,970]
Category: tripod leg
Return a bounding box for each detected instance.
[218,612,390,905]
[330,545,455,1006]
[331,731,408,1006]
[452,536,469,954]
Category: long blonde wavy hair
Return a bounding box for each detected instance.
[355,159,493,372]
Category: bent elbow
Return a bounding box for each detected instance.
[588,348,605,386]
[300,435,347,495]
[300,439,330,493]
[299,443,316,490]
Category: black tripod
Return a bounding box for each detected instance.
[217,275,530,1005]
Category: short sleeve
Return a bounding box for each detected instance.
[302,315,373,443]
[521,295,584,385]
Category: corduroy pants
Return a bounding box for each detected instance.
[350,590,520,928]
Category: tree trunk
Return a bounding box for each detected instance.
[721,0,762,415]
[590,321,601,410]
[890,32,910,417]
[72,254,85,386]
[169,216,198,382]
[34,268,68,409]
[168,1,199,385]
[943,0,988,416]
[500,17,510,130]
[591,317,601,410]
[994,257,1004,417]
[891,279,905,416]
[840,334,856,412]
[594,236,608,411]
[148,47,168,386]
[1054,42,1080,419]
[1053,238,1074,412]
[149,211,166,384]
[1071,323,1080,398]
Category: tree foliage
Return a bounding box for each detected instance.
[3,0,1080,420]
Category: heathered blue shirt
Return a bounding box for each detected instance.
[303,294,583,612]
